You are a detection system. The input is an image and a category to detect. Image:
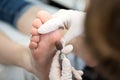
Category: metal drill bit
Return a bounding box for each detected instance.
[55,41,76,80]
[55,41,63,51]
[55,41,64,70]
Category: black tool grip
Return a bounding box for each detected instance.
[55,41,63,50]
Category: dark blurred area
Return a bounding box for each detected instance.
[39,0,86,10]
[39,0,70,9]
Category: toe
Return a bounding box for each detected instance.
[31,35,40,43]
[36,10,52,23]
[31,27,39,36]
[32,18,42,29]
[29,41,38,49]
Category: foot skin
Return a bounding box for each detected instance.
[29,11,62,80]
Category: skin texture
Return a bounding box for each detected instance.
[0,4,67,80]
[29,10,62,80]
[31,0,120,79]
[0,5,43,72]
[0,1,91,79]
[17,5,41,35]
[0,30,32,72]
[29,10,97,80]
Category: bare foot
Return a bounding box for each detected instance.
[29,11,62,80]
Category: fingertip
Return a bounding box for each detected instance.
[62,44,73,54]
[38,25,48,34]
[72,67,83,80]
[38,22,60,34]
[78,70,84,75]
[62,56,71,67]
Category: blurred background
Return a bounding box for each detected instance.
[0,0,86,80]
[40,0,86,11]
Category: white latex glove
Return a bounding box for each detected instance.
[38,9,86,45]
[49,51,83,80]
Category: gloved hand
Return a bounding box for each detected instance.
[38,9,86,46]
[49,51,83,80]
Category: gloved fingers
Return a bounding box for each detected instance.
[49,51,61,80]
[38,17,65,34]
[53,9,70,17]
[38,9,75,34]
[72,67,83,80]
[72,67,83,76]
[38,9,85,46]
[62,19,84,44]
[61,56,72,80]
[61,11,85,44]
[61,44,73,54]
[61,26,80,44]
